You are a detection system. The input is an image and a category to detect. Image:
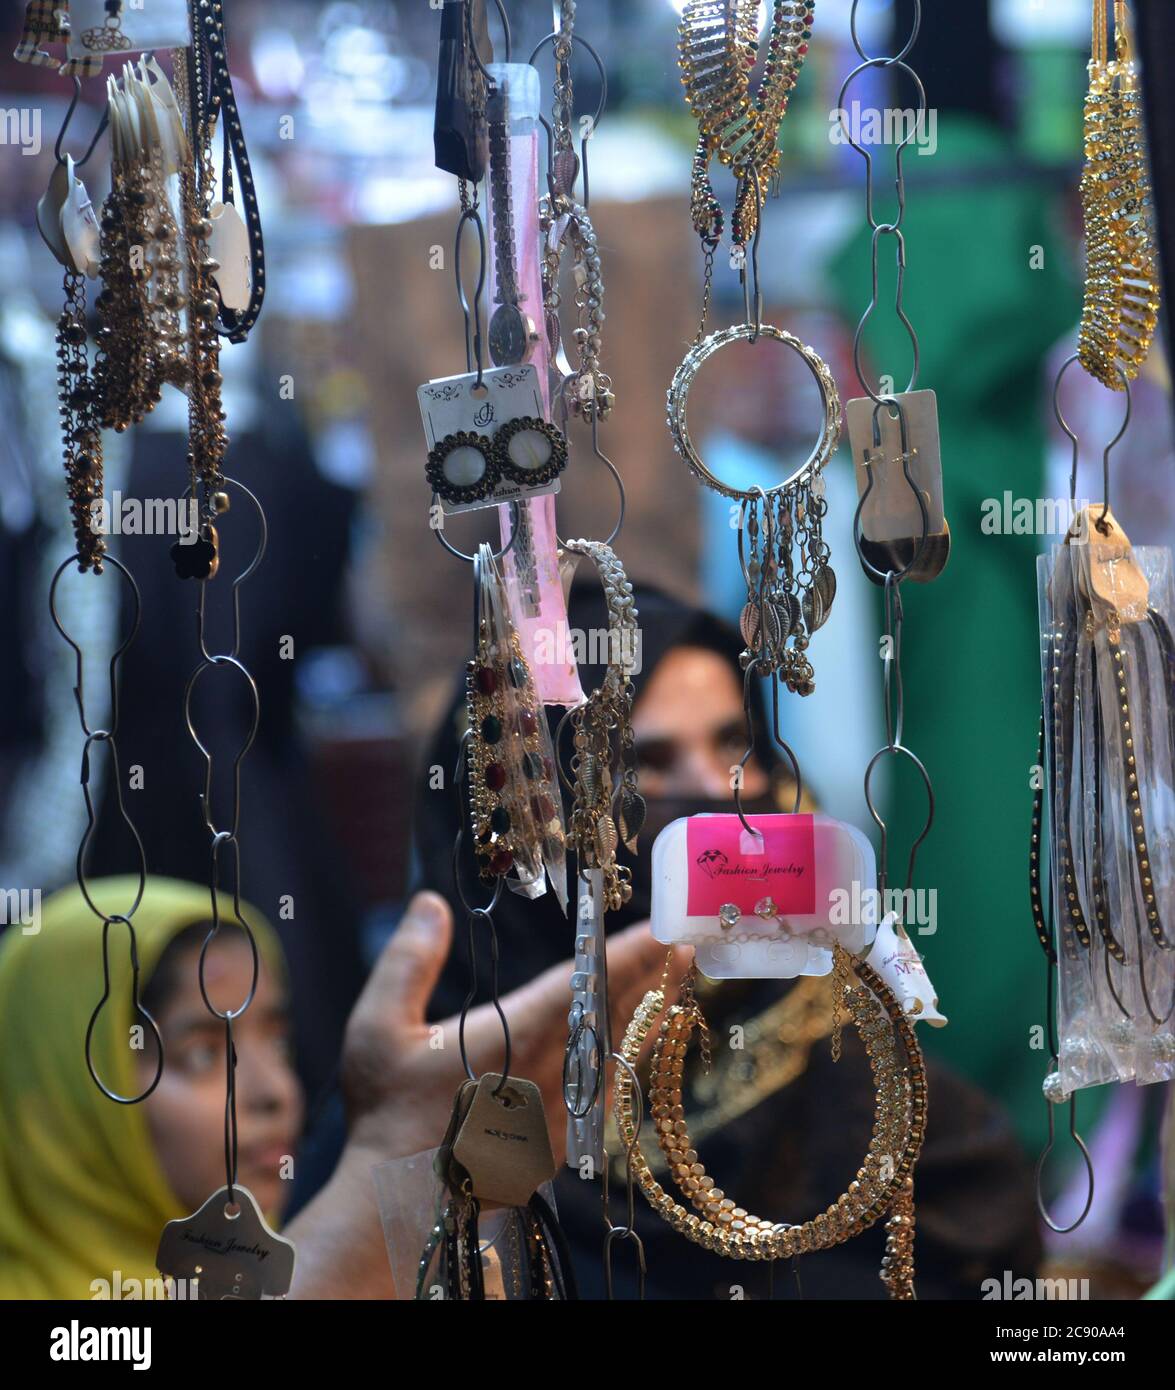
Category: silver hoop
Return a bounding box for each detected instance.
[666,322,841,500]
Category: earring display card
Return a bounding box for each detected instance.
[155,1185,295,1300]
[650,814,878,978]
[67,0,192,57]
[847,389,945,543]
[418,365,562,515]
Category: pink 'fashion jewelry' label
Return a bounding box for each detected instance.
[686,815,816,917]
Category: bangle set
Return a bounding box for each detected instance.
[614,950,924,1296]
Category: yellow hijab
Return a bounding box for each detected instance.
[0,876,284,1300]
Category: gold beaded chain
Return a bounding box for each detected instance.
[1078,0,1161,389]
[614,955,925,1296]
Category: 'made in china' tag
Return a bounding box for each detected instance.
[452,1074,556,1209]
[156,1184,295,1300]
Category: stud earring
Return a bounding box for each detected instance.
[493,417,568,488]
[426,430,501,504]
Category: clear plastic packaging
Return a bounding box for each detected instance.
[372,1147,562,1301]
[1039,536,1175,1095]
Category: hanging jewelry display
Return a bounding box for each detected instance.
[556,539,643,1174]
[669,0,839,698]
[94,58,190,434]
[838,2,939,994]
[1027,0,1166,1239]
[1078,0,1161,390]
[1030,359,1175,1232]
[154,4,292,1297]
[415,543,576,1301]
[44,86,108,574]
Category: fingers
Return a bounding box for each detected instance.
[353,892,454,1039]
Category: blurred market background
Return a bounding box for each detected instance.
[1,0,1173,1294]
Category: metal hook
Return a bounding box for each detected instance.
[84,916,165,1105]
[433,497,521,564]
[529,31,608,208]
[55,76,109,168]
[552,374,627,549]
[1035,1068,1096,1234]
[454,205,488,385]
[1052,353,1131,531]
[739,164,764,342]
[850,0,922,64]
[463,0,511,84]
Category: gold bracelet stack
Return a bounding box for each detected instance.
[678,0,816,244]
[1078,0,1161,389]
[614,948,925,1297]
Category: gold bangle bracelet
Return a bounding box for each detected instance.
[613,953,926,1293]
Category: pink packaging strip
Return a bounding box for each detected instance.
[486,63,583,707]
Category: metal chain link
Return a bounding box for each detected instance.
[845,0,935,905]
[181,477,267,1203]
[837,1,927,405]
[49,554,163,1104]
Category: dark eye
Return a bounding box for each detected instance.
[634,737,676,774]
[713,720,747,756]
[178,1041,219,1076]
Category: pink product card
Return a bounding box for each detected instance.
[686,815,816,917]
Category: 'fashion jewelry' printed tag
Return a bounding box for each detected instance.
[418,365,564,515]
[848,389,945,543]
[452,1073,556,1209]
[156,1184,295,1300]
[869,913,947,1027]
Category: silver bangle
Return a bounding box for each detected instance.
[666,322,842,501]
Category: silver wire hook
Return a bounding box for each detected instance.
[55,75,109,168]
[1035,1064,1096,1234]
[1052,352,1131,531]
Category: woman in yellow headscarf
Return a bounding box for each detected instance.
[0,876,302,1300]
